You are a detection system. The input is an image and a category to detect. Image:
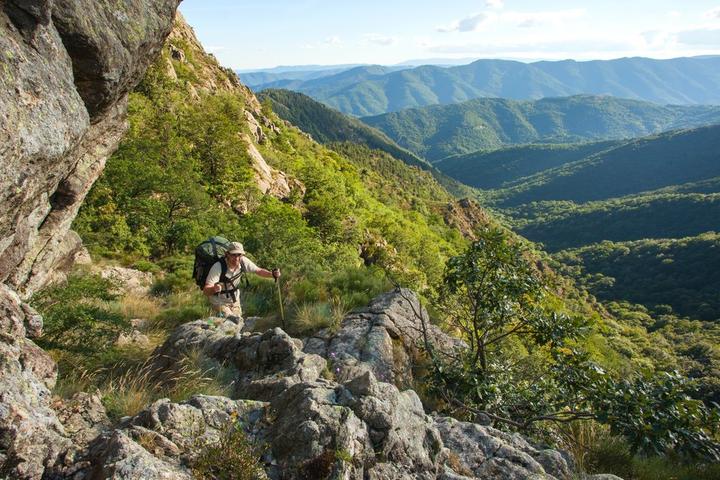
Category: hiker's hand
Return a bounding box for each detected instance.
[272,268,281,279]
[213,284,222,293]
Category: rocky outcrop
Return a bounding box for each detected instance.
[0,0,179,298]
[0,285,71,479]
[243,133,304,203]
[135,290,576,479]
[98,265,154,296]
[441,198,492,241]
[305,288,465,387]
[0,1,180,478]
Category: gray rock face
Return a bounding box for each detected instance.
[98,265,154,296]
[0,1,180,478]
[51,0,181,117]
[153,320,327,401]
[1,0,180,298]
[84,395,268,479]
[306,288,465,387]
[435,417,571,480]
[0,285,71,479]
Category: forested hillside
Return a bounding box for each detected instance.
[266,56,720,116]
[362,95,720,161]
[479,125,720,206]
[555,233,720,322]
[437,141,621,189]
[508,191,720,252]
[256,88,477,198]
[257,88,431,169]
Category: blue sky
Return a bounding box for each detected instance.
[179,1,720,70]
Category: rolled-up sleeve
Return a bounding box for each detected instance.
[204,261,222,286]
[241,257,261,274]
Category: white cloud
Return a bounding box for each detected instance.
[676,28,720,46]
[437,8,585,33]
[362,33,398,46]
[302,36,343,49]
[206,46,227,54]
[323,36,342,46]
[437,12,490,33]
[485,0,504,9]
[704,7,720,19]
[505,9,586,29]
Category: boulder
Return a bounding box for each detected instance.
[99,266,153,296]
[82,395,268,479]
[0,1,181,477]
[307,288,465,387]
[435,417,572,480]
[53,392,112,451]
[152,321,326,401]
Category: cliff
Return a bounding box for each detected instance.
[0,1,180,477]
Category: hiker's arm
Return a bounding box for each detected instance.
[203,262,223,296]
[203,283,222,296]
[255,268,278,279]
[243,257,280,279]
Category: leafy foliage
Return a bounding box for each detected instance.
[192,422,266,480]
[424,229,720,460]
[33,274,128,355]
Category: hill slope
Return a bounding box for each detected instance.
[509,190,720,252]
[362,95,720,161]
[258,88,432,169]
[480,124,720,207]
[436,141,622,189]
[257,88,477,198]
[555,233,720,321]
[264,56,720,116]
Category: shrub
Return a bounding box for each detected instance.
[192,423,266,480]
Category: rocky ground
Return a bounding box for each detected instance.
[50,288,621,480]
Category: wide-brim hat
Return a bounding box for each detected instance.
[227,242,245,254]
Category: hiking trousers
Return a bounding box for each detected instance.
[212,302,242,320]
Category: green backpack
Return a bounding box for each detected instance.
[193,236,248,293]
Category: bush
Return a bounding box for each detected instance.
[192,423,266,480]
[33,274,129,356]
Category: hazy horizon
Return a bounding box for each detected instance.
[179,0,720,70]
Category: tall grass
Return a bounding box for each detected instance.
[555,420,720,480]
[102,350,235,421]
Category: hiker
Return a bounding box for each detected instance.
[202,241,280,320]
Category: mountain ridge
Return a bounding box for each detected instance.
[259,55,720,116]
[362,94,720,161]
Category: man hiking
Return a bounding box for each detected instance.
[203,241,280,321]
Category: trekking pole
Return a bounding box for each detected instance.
[273,269,286,330]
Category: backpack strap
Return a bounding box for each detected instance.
[216,258,249,300]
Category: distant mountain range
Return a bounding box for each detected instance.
[253,56,720,116]
[362,95,720,161]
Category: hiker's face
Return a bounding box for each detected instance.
[226,253,242,269]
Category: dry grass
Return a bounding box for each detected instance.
[291,302,333,335]
[117,293,162,324]
[101,350,235,421]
